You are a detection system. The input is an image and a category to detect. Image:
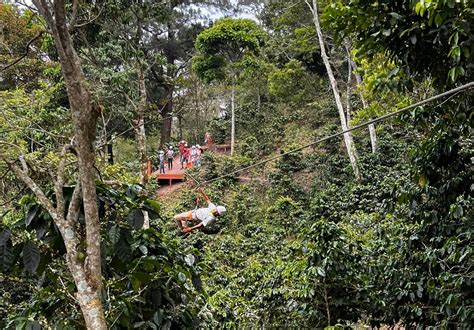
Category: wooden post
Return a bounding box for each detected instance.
[147,159,151,177]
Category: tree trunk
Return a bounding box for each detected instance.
[136,68,150,229]
[230,85,235,156]
[159,4,175,148]
[351,61,378,153]
[323,283,331,326]
[308,0,361,180]
[345,50,352,125]
[160,84,173,148]
[136,67,148,185]
[178,114,183,141]
[31,1,107,328]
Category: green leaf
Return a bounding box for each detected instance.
[461,46,470,59]
[153,310,163,326]
[316,267,326,277]
[25,321,41,330]
[448,67,457,82]
[131,275,141,291]
[139,245,148,255]
[453,32,459,45]
[115,230,132,262]
[144,199,161,213]
[0,241,14,271]
[178,272,187,282]
[434,13,443,27]
[109,225,120,245]
[23,241,40,273]
[184,254,195,266]
[0,229,11,246]
[127,209,144,230]
[25,205,40,227]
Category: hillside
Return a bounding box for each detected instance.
[0,0,472,328]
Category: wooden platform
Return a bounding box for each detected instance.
[148,144,230,187]
[150,155,190,186]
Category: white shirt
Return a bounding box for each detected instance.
[193,202,216,227]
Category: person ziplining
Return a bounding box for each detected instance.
[168,82,473,234]
[174,188,226,233]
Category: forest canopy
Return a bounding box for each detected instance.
[0,0,472,328]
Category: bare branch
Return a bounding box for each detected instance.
[0,186,27,207]
[74,4,105,29]
[66,181,82,223]
[121,90,139,111]
[305,0,315,14]
[69,0,79,29]
[0,31,45,71]
[10,163,57,219]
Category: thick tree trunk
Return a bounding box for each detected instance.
[352,61,378,153]
[13,163,106,329]
[159,6,175,148]
[178,115,183,141]
[230,85,235,156]
[308,0,361,180]
[32,1,107,328]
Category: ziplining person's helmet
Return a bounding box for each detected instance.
[191,145,196,149]
[169,145,173,149]
[216,206,226,216]
[159,150,164,154]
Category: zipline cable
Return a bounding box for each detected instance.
[196,81,474,187]
[184,171,201,185]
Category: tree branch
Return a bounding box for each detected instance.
[66,181,82,223]
[69,0,79,29]
[55,143,73,218]
[10,163,57,220]
[0,31,45,71]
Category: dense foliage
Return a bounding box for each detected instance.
[1,0,472,328]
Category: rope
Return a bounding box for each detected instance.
[197,81,474,186]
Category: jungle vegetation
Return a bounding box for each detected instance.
[0,0,472,328]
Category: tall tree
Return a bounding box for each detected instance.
[305,0,361,180]
[19,1,107,328]
[345,42,378,153]
[193,18,266,155]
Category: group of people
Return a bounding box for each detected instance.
[158,141,203,174]
[178,141,203,169]
[156,132,225,235]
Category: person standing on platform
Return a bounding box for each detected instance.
[195,144,202,167]
[181,144,190,169]
[159,150,165,174]
[167,146,174,170]
[179,140,185,163]
[190,145,197,166]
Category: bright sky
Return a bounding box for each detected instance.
[17,0,261,23]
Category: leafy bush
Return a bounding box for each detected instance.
[1,183,212,328]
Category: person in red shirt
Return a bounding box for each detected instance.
[181,143,190,169]
[178,140,185,164]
